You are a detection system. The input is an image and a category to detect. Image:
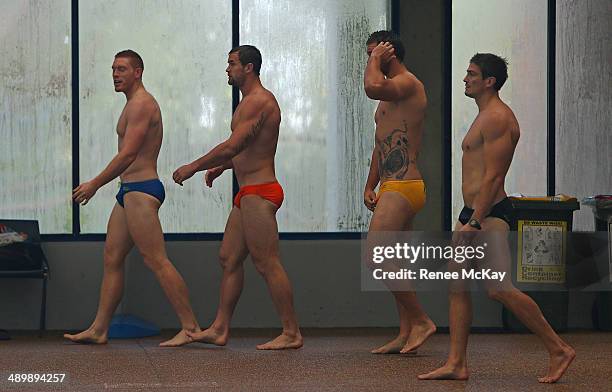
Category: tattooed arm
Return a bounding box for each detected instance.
[173,97,267,185]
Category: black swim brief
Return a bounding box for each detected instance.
[458,197,513,228]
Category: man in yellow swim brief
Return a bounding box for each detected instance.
[363,30,436,355]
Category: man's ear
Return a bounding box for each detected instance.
[245,63,254,74]
[485,76,497,89]
[135,67,143,79]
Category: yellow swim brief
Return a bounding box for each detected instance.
[376,179,426,213]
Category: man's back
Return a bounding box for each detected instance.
[231,87,281,186]
[116,89,163,182]
[374,72,427,181]
[461,98,520,206]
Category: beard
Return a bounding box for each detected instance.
[228,76,242,87]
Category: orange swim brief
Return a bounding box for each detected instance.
[233,181,284,209]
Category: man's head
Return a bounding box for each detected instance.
[226,45,262,87]
[366,30,405,65]
[463,53,508,97]
[112,50,144,92]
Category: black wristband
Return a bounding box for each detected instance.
[468,218,482,230]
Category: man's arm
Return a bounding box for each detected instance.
[173,97,267,184]
[364,145,381,211]
[204,160,233,188]
[193,99,266,170]
[468,113,513,223]
[365,146,381,191]
[219,160,234,170]
[90,104,149,188]
[73,102,149,204]
[364,43,413,101]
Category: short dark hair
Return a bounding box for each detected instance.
[469,53,508,90]
[229,45,262,75]
[366,30,405,63]
[115,49,144,70]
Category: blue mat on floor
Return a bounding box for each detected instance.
[0,329,10,340]
[108,314,160,339]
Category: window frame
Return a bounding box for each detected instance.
[36,0,398,240]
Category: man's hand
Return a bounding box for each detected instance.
[205,166,225,187]
[370,42,396,65]
[73,181,99,205]
[173,163,197,186]
[453,224,480,247]
[364,188,377,211]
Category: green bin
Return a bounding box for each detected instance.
[502,196,580,332]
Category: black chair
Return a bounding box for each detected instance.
[0,219,49,337]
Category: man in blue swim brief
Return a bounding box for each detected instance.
[66,50,200,347]
[115,178,165,207]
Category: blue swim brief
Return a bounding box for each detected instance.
[115,179,165,207]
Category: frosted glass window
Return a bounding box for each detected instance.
[79,0,232,233]
[0,0,72,234]
[452,0,548,225]
[556,0,612,230]
[241,0,389,232]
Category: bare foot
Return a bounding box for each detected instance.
[371,335,407,354]
[185,327,228,346]
[159,328,199,347]
[63,329,107,345]
[400,320,436,353]
[418,364,469,380]
[256,332,303,350]
[538,345,576,383]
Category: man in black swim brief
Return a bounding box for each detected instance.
[419,53,574,383]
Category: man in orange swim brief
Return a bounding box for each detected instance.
[173,45,302,350]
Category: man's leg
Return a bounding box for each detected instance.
[370,300,412,354]
[368,191,436,354]
[418,282,472,380]
[480,218,575,383]
[370,204,413,354]
[122,192,200,347]
[187,207,249,345]
[418,221,477,380]
[239,195,302,350]
[64,204,134,344]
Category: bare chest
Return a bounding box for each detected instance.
[116,107,128,138]
[374,101,399,124]
[462,125,483,153]
[230,104,249,133]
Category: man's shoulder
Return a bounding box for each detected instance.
[478,106,516,139]
[392,71,424,100]
[127,92,158,115]
[242,89,278,112]
[480,103,513,124]
[402,70,423,86]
